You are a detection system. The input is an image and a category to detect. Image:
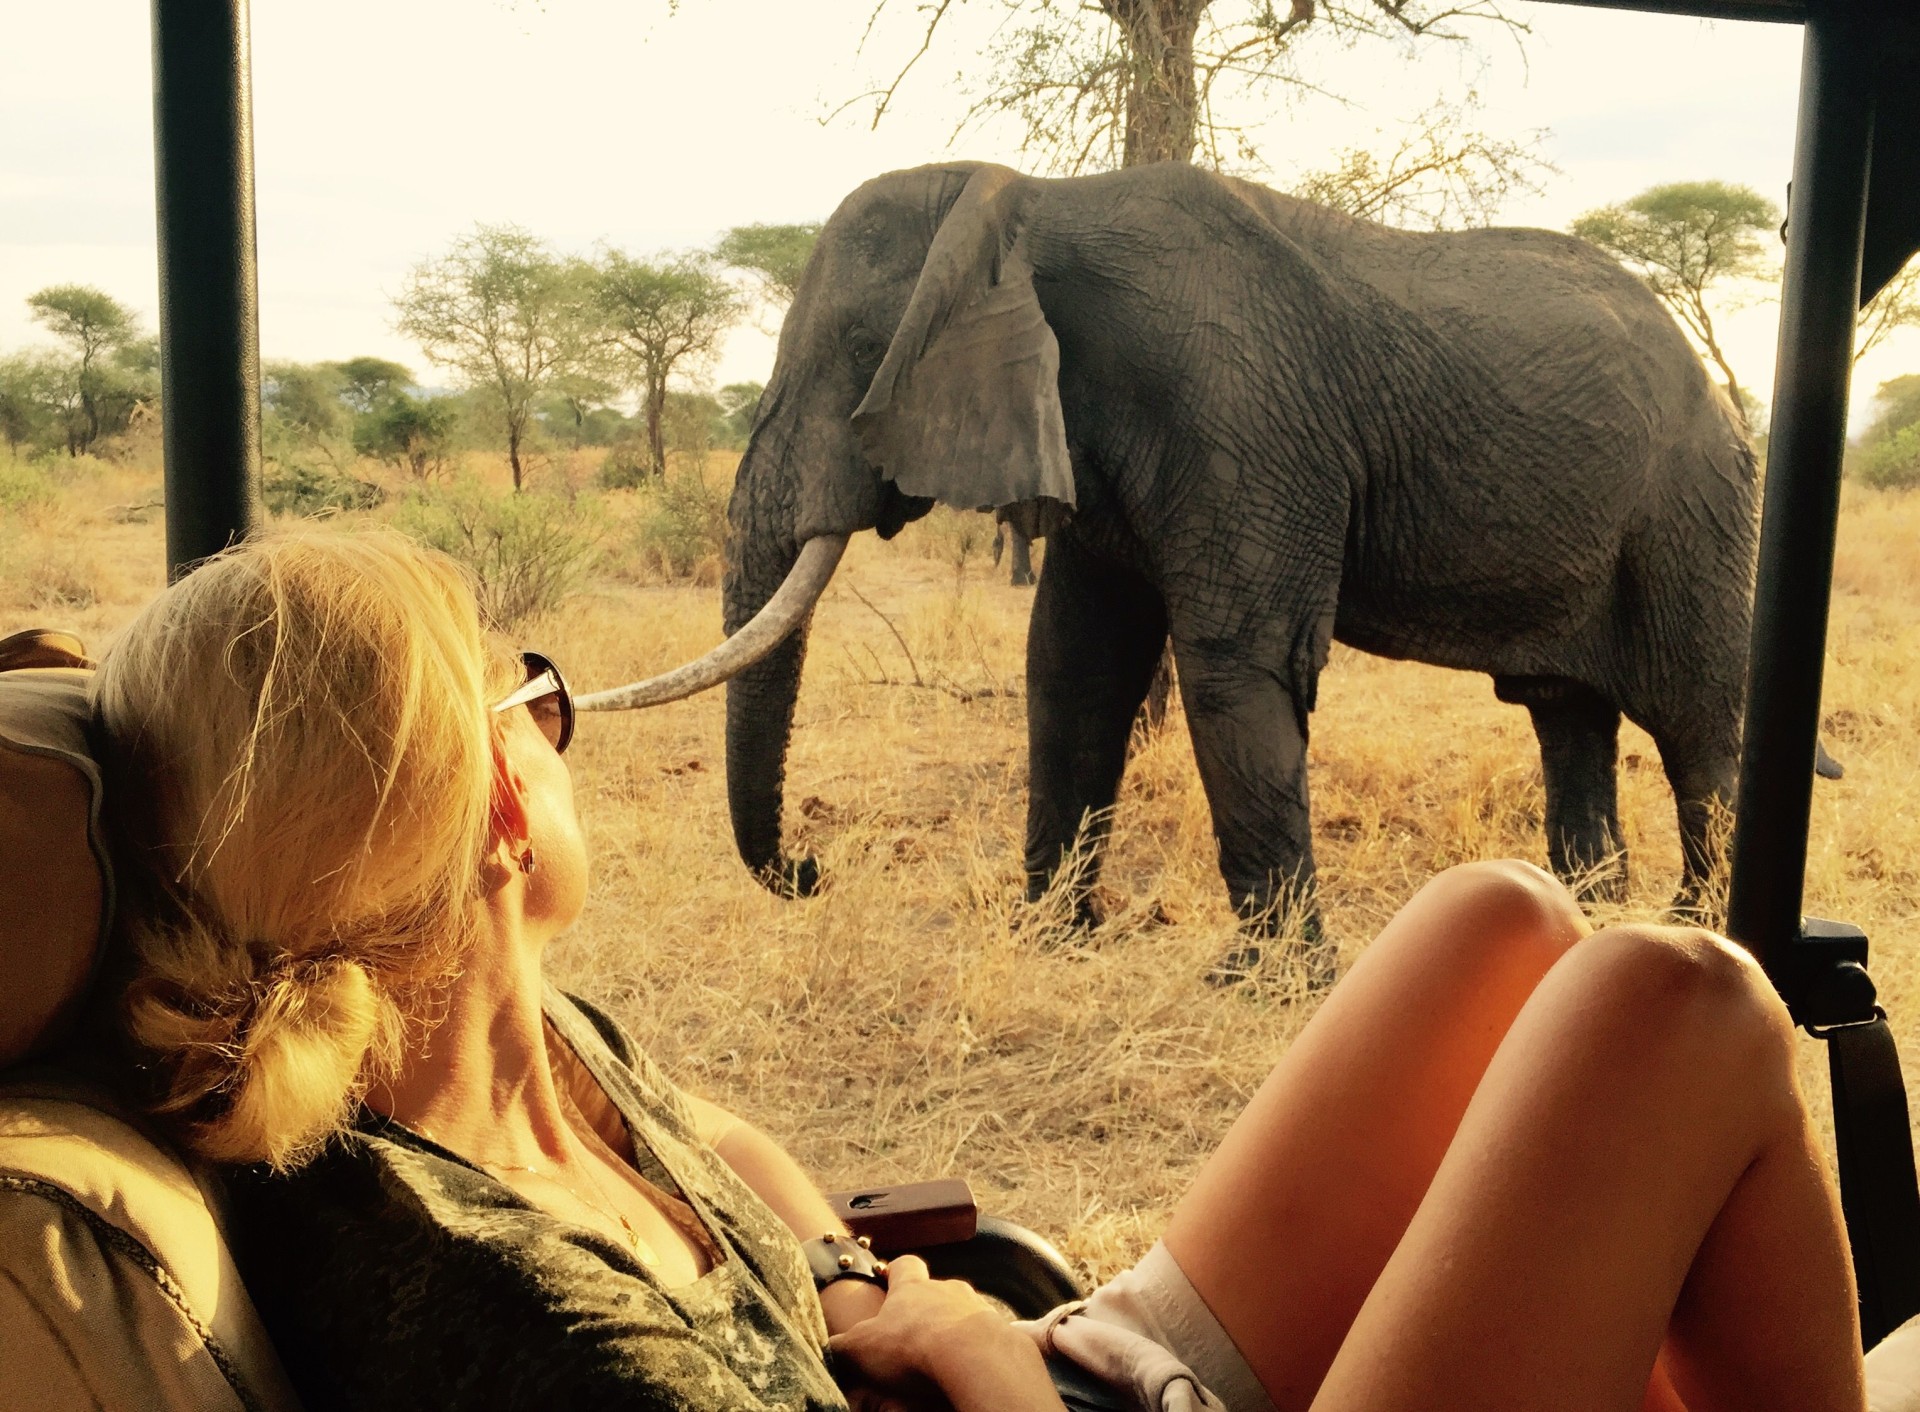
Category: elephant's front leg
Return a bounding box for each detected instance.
[1173,641,1332,985]
[1024,535,1167,927]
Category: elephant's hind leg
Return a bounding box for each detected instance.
[1495,676,1627,903]
[1654,732,1738,921]
[1023,535,1167,929]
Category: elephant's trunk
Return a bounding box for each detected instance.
[575,535,847,712]
[720,523,827,897]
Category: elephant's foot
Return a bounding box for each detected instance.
[1561,857,1629,906]
[1205,911,1338,994]
[1667,877,1726,930]
[1022,876,1104,950]
[753,854,823,899]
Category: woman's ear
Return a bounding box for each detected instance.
[486,733,532,870]
[851,166,1075,532]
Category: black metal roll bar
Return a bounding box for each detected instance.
[151,0,261,579]
[149,0,1920,1347]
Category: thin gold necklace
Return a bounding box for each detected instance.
[411,1118,658,1266]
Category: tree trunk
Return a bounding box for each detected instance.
[1105,1,1198,732]
[507,420,524,492]
[647,372,668,479]
[1106,0,1206,167]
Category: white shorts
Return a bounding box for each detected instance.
[1029,1240,1279,1412]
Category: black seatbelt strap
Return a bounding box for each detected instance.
[1825,1014,1920,1349]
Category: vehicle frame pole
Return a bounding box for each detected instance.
[151,0,263,580]
[1725,2,1875,990]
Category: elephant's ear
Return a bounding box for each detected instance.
[851,168,1075,531]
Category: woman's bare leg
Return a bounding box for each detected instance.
[1163,859,1593,1409]
[1310,925,1860,1412]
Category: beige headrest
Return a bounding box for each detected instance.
[0,659,111,1068]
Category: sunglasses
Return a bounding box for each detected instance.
[491,650,575,756]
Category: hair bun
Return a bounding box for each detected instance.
[127,931,391,1172]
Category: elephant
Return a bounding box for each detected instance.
[990,521,1038,586]
[583,160,1760,976]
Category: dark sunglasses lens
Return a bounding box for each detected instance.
[518,653,572,755]
[526,693,566,752]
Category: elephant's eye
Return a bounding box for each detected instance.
[844,327,886,369]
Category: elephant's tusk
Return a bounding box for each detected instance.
[576,535,850,712]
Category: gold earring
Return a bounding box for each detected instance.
[519,847,537,875]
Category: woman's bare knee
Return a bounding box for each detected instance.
[1563,924,1798,1088]
[1403,859,1589,961]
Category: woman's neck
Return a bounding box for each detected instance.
[366,905,573,1170]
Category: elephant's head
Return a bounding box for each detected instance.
[578,162,1075,895]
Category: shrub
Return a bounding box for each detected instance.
[1856,426,1920,491]
[391,476,605,629]
[0,457,56,514]
[633,468,729,579]
[910,505,992,582]
[263,460,385,518]
[356,392,457,481]
[598,439,653,490]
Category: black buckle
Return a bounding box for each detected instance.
[1777,917,1877,1031]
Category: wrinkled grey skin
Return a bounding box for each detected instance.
[724,161,1756,946]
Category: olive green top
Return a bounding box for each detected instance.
[223,988,848,1412]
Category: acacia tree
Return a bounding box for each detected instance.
[592,250,743,479]
[394,226,594,490]
[332,356,414,414]
[715,223,823,308]
[848,0,1528,179]
[1572,182,1780,424]
[1856,257,1920,367]
[26,285,142,455]
[1292,98,1550,230]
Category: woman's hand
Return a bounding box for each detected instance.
[827,1257,1064,1412]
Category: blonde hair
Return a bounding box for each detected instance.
[94,530,517,1171]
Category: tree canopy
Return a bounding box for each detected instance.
[333,356,415,414]
[393,225,597,489]
[594,250,744,479]
[1291,99,1551,231]
[1857,258,1920,368]
[716,223,822,307]
[845,0,1529,183]
[25,284,148,454]
[1572,181,1780,422]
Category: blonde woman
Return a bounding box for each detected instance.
[93,529,1864,1412]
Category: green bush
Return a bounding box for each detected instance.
[391,477,605,629]
[0,456,56,514]
[1856,426,1920,491]
[263,460,384,518]
[634,468,729,578]
[356,392,457,481]
[598,440,653,490]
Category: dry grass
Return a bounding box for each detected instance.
[11,448,1920,1287]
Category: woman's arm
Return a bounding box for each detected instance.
[683,1093,886,1334]
[683,1098,1060,1409]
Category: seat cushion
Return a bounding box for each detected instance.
[0,1070,301,1412]
[0,666,111,1067]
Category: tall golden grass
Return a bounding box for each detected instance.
[9,445,1920,1285]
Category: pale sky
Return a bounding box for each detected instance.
[2,0,1913,425]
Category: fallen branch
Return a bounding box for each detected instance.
[847,582,924,687]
